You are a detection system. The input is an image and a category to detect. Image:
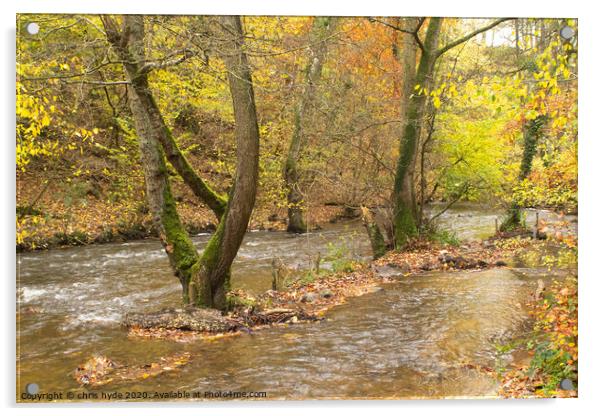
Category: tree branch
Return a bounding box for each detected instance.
[412,17,426,52]
[435,18,515,58]
[368,17,425,52]
[103,15,228,219]
[63,80,130,86]
[139,49,196,74]
[100,15,121,45]
[426,182,471,225]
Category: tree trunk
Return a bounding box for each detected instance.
[284,17,336,233]
[399,18,419,156]
[124,307,239,333]
[392,18,442,249]
[388,17,511,248]
[101,15,200,300]
[360,207,386,259]
[143,96,227,220]
[102,17,226,221]
[102,15,260,310]
[187,15,260,310]
[501,115,547,231]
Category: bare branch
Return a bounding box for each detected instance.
[435,18,515,58]
[62,80,130,86]
[368,17,414,35]
[20,60,121,82]
[368,17,425,52]
[139,49,196,74]
[426,182,471,225]
[412,18,426,52]
[99,15,121,45]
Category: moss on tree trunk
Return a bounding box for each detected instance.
[501,115,547,231]
[392,18,441,249]
[103,15,200,301]
[102,15,260,311]
[366,223,387,259]
[360,206,387,259]
[284,153,307,233]
[187,15,261,310]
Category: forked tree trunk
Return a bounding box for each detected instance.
[102,15,259,310]
[141,88,228,219]
[392,18,442,249]
[284,17,336,233]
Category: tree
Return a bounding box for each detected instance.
[391,18,442,248]
[501,19,577,229]
[189,15,260,309]
[101,15,260,310]
[284,17,336,233]
[385,17,513,248]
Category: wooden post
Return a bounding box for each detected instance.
[533,211,539,239]
[271,258,281,291]
[495,218,498,233]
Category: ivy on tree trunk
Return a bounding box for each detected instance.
[392,18,442,249]
[501,115,547,231]
[390,17,510,249]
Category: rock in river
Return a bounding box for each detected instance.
[320,289,334,299]
[301,292,319,303]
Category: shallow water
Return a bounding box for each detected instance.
[425,202,577,241]
[16,205,575,400]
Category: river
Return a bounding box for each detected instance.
[16,204,576,400]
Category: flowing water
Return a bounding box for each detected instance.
[425,202,577,241]
[16,205,576,401]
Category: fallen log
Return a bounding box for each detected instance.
[123,307,240,333]
[237,307,318,326]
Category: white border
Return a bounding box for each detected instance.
[11,0,580,18]
[3,1,601,415]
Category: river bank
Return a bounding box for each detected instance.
[17,198,576,253]
[496,275,578,398]
[16,203,349,252]
[123,239,513,336]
